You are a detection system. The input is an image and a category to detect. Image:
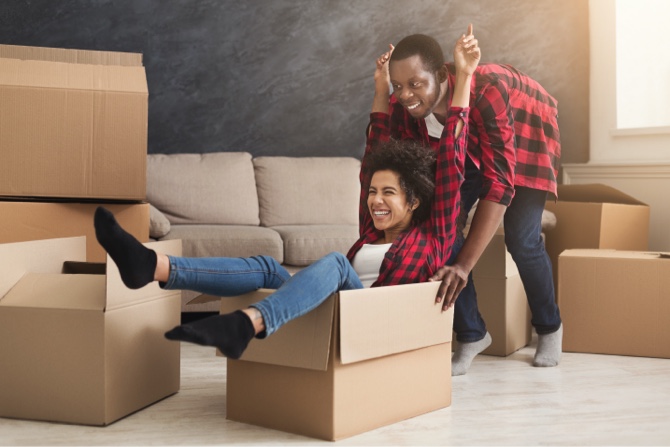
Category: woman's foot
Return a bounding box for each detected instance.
[164,311,256,359]
[94,206,157,289]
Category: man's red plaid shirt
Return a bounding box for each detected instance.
[345,107,468,287]
[387,63,561,206]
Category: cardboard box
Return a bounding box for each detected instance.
[195,282,453,441]
[453,228,531,356]
[0,200,149,262]
[0,44,148,200]
[558,249,670,358]
[544,184,650,292]
[0,236,182,426]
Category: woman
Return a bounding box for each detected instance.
[94,27,480,359]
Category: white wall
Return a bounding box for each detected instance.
[563,0,670,251]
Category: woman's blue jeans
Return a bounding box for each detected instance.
[452,157,562,342]
[161,252,363,337]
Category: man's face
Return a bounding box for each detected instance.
[389,55,442,119]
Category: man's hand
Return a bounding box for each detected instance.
[374,44,395,94]
[453,24,480,76]
[429,264,469,311]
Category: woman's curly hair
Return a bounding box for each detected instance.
[365,138,436,224]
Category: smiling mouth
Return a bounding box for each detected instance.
[406,102,421,110]
[373,210,390,217]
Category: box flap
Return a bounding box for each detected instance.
[187,294,221,305]
[104,239,182,311]
[220,290,336,371]
[560,249,670,260]
[0,57,147,94]
[557,183,647,206]
[0,44,143,66]
[0,237,86,302]
[338,282,453,365]
[1,272,105,310]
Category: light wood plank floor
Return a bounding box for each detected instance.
[2,335,670,446]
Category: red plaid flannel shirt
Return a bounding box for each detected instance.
[345,107,468,287]
[387,63,560,205]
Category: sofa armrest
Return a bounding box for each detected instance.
[149,203,171,239]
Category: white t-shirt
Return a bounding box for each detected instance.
[425,113,445,139]
[351,243,392,288]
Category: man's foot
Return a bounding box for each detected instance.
[94,206,157,289]
[533,324,562,367]
[165,310,256,359]
[452,332,492,376]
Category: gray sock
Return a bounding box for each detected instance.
[533,324,563,367]
[452,332,492,376]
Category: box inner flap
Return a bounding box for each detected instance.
[1,272,105,310]
[0,236,86,302]
[338,282,453,365]
[557,183,647,206]
[220,290,336,371]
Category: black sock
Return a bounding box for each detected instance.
[94,206,157,289]
[164,311,255,359]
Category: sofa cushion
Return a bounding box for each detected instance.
[161,225,283,263]
[271,225,359,266]
[253,157,360,227]
[147,152,260,226]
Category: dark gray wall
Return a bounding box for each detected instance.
[0,0,589,164]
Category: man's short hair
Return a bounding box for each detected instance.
[390,34,445,73]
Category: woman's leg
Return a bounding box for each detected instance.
[165,252,364,358]
[94,206,291,294]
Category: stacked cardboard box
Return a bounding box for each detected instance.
[0,45,176,426]
[192,282,453,441]
[453,228,532,356]
[558,249,670,359]
[0,44,150,261]
[0,237,182,425]
[544,184,650,294]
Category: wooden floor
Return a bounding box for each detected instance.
[2,335,670,446]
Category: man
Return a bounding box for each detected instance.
[369,25,562,375]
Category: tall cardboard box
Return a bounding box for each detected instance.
[200,282,452,441]
[465,228,532,356]
[558,249,670,358]
[544,184,650,293]
[0,44,148,200]
[0,237,182,426]
[0,201,149,262]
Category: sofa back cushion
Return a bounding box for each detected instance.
[147,152,260,225]
[253,156,360,227]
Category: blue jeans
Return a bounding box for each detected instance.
[162,252,363,336]
[453,157,562,342]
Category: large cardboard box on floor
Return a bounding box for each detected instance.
[452,227,531,356]
[470,228,531,356]
[0,237,182,426]
[0,44,148,200]
[0,200,149,262]
[198,282,453,441]
[544,184,650,292]
[558,249,670,358]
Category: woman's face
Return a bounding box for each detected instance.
[367,169,416,234]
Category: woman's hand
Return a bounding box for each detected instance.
[374,44,395,95]
[454,24,480,76]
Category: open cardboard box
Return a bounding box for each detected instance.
[544,183,650,294]
[558,249,670,359]
[0,44,148,200]
[0,236,182,426]
[191,281,453,441]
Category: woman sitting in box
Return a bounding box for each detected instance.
[94,27,479,360]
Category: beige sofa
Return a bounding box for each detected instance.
[146,152,361,312]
